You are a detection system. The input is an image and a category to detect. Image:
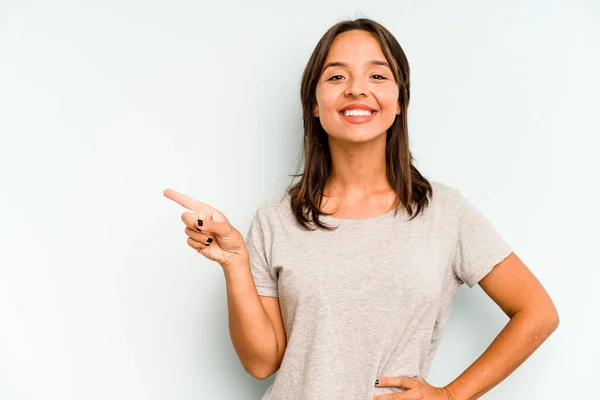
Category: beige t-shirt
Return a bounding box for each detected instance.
[245,180,512,399]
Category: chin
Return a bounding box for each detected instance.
[328,129,387,144]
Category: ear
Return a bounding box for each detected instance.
[396,101,401,115]
[312,103,319,118]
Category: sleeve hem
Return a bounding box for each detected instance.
[464,247,513,288]
[256,285,278,297]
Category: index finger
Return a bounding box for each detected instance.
[163,188,210,212]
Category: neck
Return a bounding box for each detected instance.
[324,133,392,198]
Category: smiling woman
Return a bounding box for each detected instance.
[165,17,559,400]
[290,21,428,229]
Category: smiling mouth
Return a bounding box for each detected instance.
[338,109,378,125]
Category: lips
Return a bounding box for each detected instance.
[339,103,376,112]
[338,103,377,124]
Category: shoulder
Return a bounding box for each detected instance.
[254,192,290,217]
[251,191,294,229]
[428,179,464,207]
[417,179,479,225]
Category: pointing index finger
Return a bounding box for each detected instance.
[163,188,208,212]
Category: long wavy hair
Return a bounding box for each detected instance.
[287,18,432,231]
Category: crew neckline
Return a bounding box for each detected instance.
[318,206,403,224]
[278,192,410,225]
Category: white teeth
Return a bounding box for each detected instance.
[342,109,373,117]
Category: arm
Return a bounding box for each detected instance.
[444,252,559,400]
[161,189,286,379]
[222,255,287,379]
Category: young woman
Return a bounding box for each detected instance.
[164,18,558,400]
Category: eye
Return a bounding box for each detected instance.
[371,75,387,80]
[327,75,344,81]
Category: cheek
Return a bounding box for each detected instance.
[316,88,337,113]
[376,89,400,112]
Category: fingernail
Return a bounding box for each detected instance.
[197,219,203,227]
[207,238,213,244]
[375,379,379,386]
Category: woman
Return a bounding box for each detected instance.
[164,18,559,400]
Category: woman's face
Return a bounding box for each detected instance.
[314,30,400,144]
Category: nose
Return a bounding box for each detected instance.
[344,76,370,97]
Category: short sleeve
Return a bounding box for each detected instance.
[245,207,279,297]
[452,191,513,288]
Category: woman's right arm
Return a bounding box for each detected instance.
[163,188,286,379]
[222,255,287,379]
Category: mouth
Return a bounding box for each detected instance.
[339,109,378,124]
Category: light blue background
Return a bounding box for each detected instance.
[1,1,598,398]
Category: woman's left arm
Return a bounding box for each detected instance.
[443,251,560,400]
[374,252,559,399]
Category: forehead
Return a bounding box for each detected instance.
[325,30,386,62]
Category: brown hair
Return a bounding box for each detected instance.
[287,18,432,230]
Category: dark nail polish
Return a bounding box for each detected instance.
[207,238,213,244]
[197,219,203,227]
[375,379,379,386]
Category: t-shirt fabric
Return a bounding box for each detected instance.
[245,180,512,400]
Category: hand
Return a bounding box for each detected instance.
[163,188,247,267]
[373,376,454,400]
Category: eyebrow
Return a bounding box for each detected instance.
[322,59,391,72]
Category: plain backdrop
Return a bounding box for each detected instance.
[1,0,598,399]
